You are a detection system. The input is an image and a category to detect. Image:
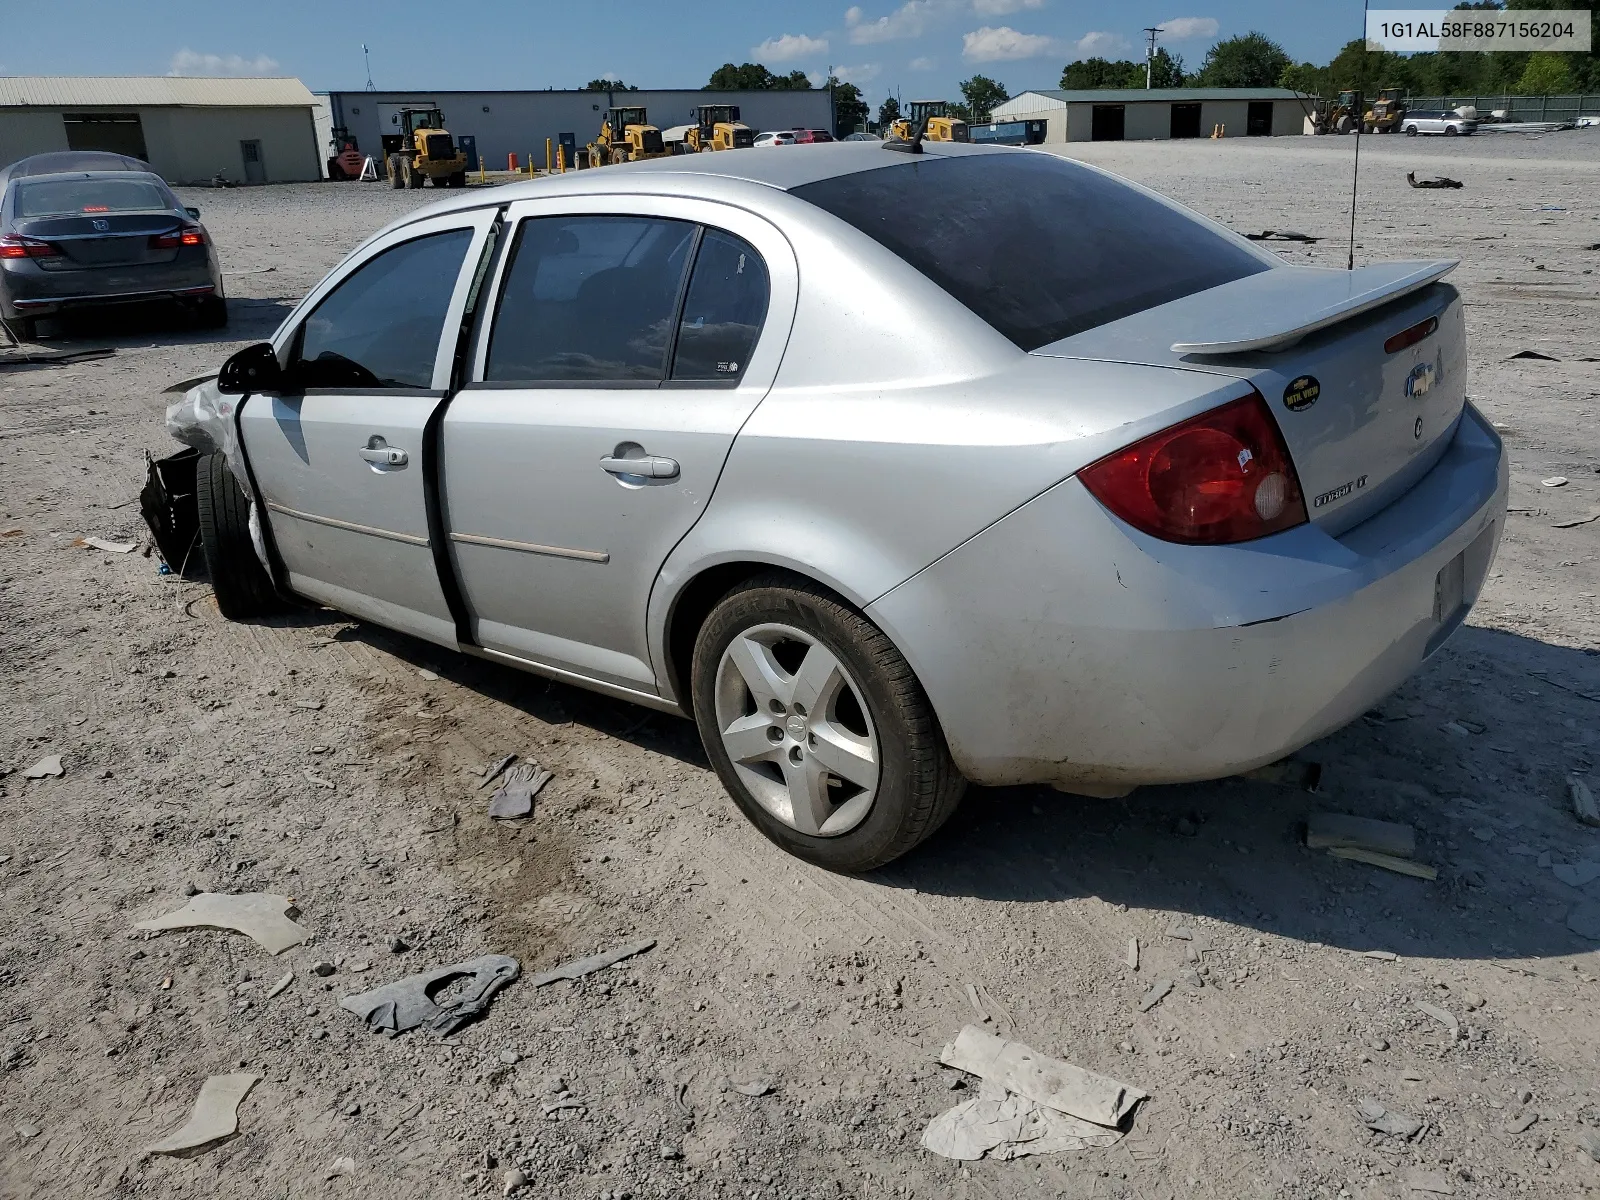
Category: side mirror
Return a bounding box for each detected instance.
[217,342,285,395]
[185,206,201,219]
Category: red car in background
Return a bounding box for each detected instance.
[791,129,835,144]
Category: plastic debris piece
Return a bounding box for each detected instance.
[340,954,520,1037]
[1503,1111,1538,1134]
[135,892,309,955]
[143,1072,259,1157]
[1406,172,1463,189]
[1358,1097,1423,1139]
[732,1079,773,1097]
[1406,1169,1456,1194]
[1126,937,1139,970]
[325,1156,357,1180]
[1139,979,1174,1012]
[82,536,137,553]
[1362,950,1398,961]
[1507,350,1560,361]
[1571,775,1600,828]
[1305,813,1416,858]
[22,755,63,779]
[1577,1127,1600,1163]
[384,1100,422,1140]
[1414,999,1459,1039]
[488,763,552,820]
[266,970,294,999]
[1541,476,1568,487]
[1553,510,1600,529]
[529,939,655,987]
[965,982,990,1022]
[921,1091,1123,1160]
[938,1025,1146,1127]
[1326,847,1437,880]
[1244,229,1321,242]
[478,753,517,788]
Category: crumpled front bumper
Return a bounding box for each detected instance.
[867,404,1509,790]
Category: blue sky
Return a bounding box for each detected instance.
[8,0,1360,109]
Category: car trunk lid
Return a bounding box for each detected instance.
[14,212,183,268]
[1034,262,1467,535]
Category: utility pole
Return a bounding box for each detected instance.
[1142,26,1162,89]
[362,44,376,93]
[827,63,835,136]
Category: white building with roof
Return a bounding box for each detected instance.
[989,88,1311,143]
[0,76,322,183]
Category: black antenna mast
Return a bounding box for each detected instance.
[1347,0,1370,271]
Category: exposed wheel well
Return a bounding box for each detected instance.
[665,563,853,717]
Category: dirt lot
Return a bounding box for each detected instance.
[2,132,1598,1200]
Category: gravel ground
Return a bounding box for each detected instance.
[2,131,1598,1200]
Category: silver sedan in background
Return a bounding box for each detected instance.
[152,143,1507,871]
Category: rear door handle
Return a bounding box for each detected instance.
[600,454,679,479]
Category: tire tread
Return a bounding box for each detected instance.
[196,451,283,620]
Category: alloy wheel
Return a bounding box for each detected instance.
[713,622,880,837]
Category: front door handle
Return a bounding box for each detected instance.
[359,437,408,468]
[600,454,679,479]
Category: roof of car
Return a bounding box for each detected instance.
[0,151,156,190]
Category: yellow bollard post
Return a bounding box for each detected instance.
[528,152,534,177]
[546,138,553,175]
[557,146,565,173]
[479,158,485,183]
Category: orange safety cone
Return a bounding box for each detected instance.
[508,152,519,173]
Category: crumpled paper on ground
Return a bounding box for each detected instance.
[921,1080,1124,1161]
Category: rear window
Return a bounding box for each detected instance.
[15,177,172,217]
[790,152,1270,350]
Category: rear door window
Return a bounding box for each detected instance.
[485,215,697,383]
[670,230,769,383]
[791,153,1270,350]
[292,228,473,390]
[15,177,172,216]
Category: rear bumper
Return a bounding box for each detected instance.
[868,403,1508,789]
[1,254,218,315]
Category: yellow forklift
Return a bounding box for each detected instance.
[1365,88,1407,133]
[685,104,755,152]
[385,107,468,188]
[585,107,668,167]
[889,100,971,143]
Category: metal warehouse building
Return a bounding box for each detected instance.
[319,88,837,175]
[0,76,322,184]
[989,88,1309,142]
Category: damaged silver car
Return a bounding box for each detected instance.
[146,143,1507,871]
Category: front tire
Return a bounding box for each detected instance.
[691,574,964,872]
[1405,125,1418,136]
[388,154,404,189]
[1445,125,1459,136]
[196,451,284,620]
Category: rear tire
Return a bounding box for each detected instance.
[449,171,467,188]
[1445,125,1459,136]
[1405,125,1418,136]
[196,451,284,620]
[6,314,38,341]
[196,295,227,329]
[691,574,965,873]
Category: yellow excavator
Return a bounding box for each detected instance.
[685,104,755,152]
[889,100,971,143]
[386,107,468,188]
[585,107,669,167]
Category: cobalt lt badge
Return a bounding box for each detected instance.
[1414,416,1424,440]
[1283,374,1320,412]
[1405,360,1436,398]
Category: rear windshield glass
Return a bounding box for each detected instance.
[15,177,172,217]
[790,153,1270,350]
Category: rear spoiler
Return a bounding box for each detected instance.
[1169,260,1458,355]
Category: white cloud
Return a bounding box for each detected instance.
[169,48,280,76]
[753,33,829,61]
[1158,16,1219,40]
[1074,30,1131,56]
[847,0,942,44]
[909,55,936,69]
[834,62,882,83]
[962,25,1059,61]
[972,0,1043,14]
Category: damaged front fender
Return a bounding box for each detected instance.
[158,379,274,576]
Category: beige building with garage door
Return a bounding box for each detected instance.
[989,88,1310,143]
[0,76,321,184]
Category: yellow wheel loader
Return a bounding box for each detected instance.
[385,107,468,189]
[889,101,971,143]
[1364,88,1408,134]
[585,107,668,167]
[685,104,755,152]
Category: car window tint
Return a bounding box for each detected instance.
[294,228,472,390]
[15,177,171,216]
[791,153,1270,351]
[671,230,769,383]
[485,215,696,383]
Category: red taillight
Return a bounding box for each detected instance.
[150,225,206,250]
[1079,389,1308,545]
[1384,316,1437,354]
[0,234,59,259]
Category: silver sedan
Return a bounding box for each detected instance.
[152,143,1507,871]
